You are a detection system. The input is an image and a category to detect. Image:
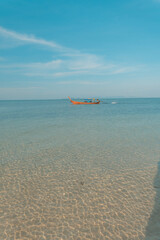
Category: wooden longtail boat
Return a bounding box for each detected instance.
[68,96,100,105]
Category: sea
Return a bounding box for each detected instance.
[0,98,160,240]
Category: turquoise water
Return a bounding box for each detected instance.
[0,98,160,239]
[1,98,160,169]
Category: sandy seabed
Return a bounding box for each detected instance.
[0,149,160,240]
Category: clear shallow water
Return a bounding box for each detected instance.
[1,98,160,168]
[0,98,160,239]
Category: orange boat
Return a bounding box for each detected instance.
[68,96,100,105]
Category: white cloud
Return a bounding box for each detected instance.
[110,66,139,74]
[0,26,139,78]
[0,57,138,78]
[23,60,63,70]
[24,70,88,77]
[0,26,65,51]
[0,26,80,55]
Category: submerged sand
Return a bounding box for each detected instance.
[0,148,159,240]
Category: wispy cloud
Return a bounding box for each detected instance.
[110,66,138,74]
[0,26,80,55]
[0,26,67,52]
[0,26,139,78]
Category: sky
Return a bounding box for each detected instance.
[0,0,160,99]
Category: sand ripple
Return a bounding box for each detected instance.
[0,154,157,240]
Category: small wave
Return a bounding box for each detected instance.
[111,102,117,104]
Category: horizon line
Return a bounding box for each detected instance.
[0,96,160,101]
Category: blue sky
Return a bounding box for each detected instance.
[0,0,160,99]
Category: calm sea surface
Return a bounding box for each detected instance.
[0,98,160,239]
[1,98,160,169]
